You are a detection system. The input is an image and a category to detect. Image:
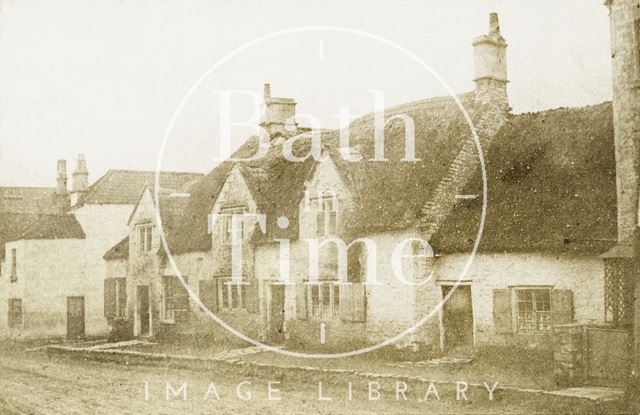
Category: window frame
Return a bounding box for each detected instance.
[312,193,339,237]
[307,281,341,320]
[136,223,154,253]
[219,205,245,246]
[218,277,247,311]
[514,287,552,333]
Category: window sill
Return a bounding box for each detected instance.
[159,319,175,325]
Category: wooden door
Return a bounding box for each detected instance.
[66,296,85,339]
[137,286,150,336]
[442,285,474,349]
[269,284,285,343]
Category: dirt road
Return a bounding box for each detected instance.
[0,350,629,414]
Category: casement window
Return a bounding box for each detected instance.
[308,282,340,320]
[104,278,127,319]
[219,278,247,310]
[136,223,153,253]
[313,194,338,237]
[297,282,365,322]
[220,206,245,245]
[10,248,17,283]
[493,287,573,334]
[162,276,190,322]
[516,289,551,332]
[8,298,22,328]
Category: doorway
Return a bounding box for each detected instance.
[268,284,285,343]
[136,285,151,337]
[441,285,474,349]
[66,296,85,339]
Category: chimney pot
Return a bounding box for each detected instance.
[264,83,271,99]
[489,12,500,36]
[72,153,89,195]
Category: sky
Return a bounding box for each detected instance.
[0,0,612,187]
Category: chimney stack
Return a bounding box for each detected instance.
[56,159,67,195]
[472,13,509,113]
[260,83,298,139]
[71,154,89,206]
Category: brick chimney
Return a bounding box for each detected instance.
[56,159,67,195]
[472,13,509,119]
[260,83,298,139]
[606,0,640,242]
[71,153,89,206]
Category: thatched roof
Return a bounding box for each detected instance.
[168,93,475,252]
[431,102,617,254]
[166,96,617,257]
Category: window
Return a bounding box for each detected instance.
[104,278,127,319]
[220,206,245,245]
[162,276,189,322]
[8,298,22,328]
[308,282,340,320]
[516,289,551,332]
[313,194,338,237]
[137,224,153,253]
[10,248,17,283]
[219,278,247,310]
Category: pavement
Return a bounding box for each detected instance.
[42,340,626,403]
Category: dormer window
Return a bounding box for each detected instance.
[136,223,153,253]
[313,193,338,237]
[220,205,245,245]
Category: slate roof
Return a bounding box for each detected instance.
[75,170,203,207]
[15,214,85,241]
[0,187,66,214]
[103,236,129,260]
[166,96,618,257]
[431,102,617,254]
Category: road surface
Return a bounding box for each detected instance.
[0,349,629,414]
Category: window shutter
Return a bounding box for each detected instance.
[246,278,260,313]
[295,284,307,319]
[551,289,573,326]
[104,278,117,319]
[199,279,218,313]
[340,283,366,322]
[493,288,513,334]
[117,278,127,317]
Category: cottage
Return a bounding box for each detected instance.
[104,13,621,354]
[0,155,202,339]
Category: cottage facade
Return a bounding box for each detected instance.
[0,156,202,339]
[103,13,619,354]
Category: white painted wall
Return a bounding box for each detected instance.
[434,252,605,344]
[0,238,87,338]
